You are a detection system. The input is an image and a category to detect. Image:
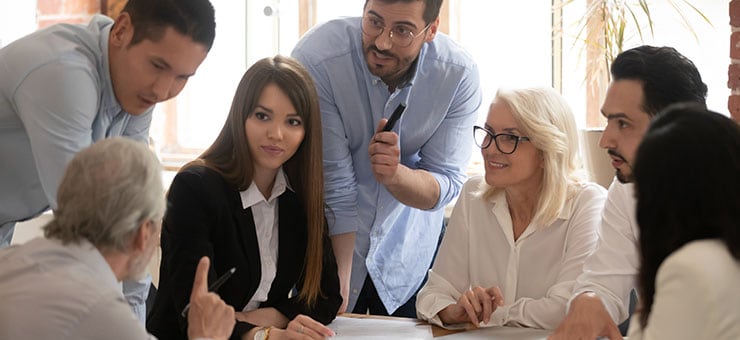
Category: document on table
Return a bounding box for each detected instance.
[329,316,433,339]
[436,325,550,339]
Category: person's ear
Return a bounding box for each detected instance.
[110,12,134,48]
[424,17,440,42]
[132,219,156,252]
[539,151,545,168]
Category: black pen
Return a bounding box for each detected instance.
[382,103,406,132]
[181,267,236,318]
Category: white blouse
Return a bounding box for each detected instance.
[239,168,290,311]
[417,176,606,329]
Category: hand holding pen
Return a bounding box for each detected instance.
[185,257,235,340]
[369,103,406,184]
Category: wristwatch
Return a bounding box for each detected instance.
[254,327,271,340]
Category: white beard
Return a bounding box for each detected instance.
[125,239,156,281]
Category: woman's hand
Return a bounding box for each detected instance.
[438,286,504,328]
[269,314,336,339]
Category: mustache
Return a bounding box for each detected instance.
[369,45,396,59]
[607,149,626,162]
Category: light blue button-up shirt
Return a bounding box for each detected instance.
[0,15,153,322]
[292,17,482,313]
[0,15,152,226]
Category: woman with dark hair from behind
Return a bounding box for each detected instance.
[629,103,740,339]
[147,55,341,340]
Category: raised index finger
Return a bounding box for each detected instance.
[190,256,211,298]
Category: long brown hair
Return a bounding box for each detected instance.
[190,55,326,306]
[634,104,740,328]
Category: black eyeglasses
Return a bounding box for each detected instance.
[473,126,530,154]
[361,15,431,48]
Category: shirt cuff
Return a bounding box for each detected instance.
[490,305,509,327]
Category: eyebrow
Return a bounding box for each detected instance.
[601,111,629,120]
[254,105,273,113]
[484,124,521,134]
[254,105,301,118]
[152,57,196,78]
[366,10,419,29]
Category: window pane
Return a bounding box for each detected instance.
[560,0,728,126]
[0,0,36,47]
[316,0,365,24]
[151,0,247,150]
[453,0,553,174]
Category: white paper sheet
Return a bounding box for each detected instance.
[329,316,433,339]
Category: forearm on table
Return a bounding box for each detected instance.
[236,307,289,328]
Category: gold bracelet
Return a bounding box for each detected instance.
[264,327,272,340]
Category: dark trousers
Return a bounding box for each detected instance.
[352,274,419,317]
[352,221,447,318]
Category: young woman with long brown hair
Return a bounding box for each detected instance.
[147,55,341,340]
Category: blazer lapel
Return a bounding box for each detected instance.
[274,191,307,290]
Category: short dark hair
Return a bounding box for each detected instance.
[634,103,740,328]
[122,0,216,51]
[364,0,443,24]
[611,45,707,116]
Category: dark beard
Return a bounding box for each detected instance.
[615,169,634,183]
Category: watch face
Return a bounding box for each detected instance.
[254,328,266,340]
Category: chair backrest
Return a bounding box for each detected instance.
[580,128,614,188]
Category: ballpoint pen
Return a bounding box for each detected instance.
[181,267,236,318]
[382,103,406,132]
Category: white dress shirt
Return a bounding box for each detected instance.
[570,178,639,323]
[417,176,607,329]
[239,168,290,311]
[627,240,740,340]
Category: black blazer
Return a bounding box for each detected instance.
[147,166,342,340]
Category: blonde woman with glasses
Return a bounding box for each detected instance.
[417,87,606,330]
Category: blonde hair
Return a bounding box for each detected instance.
[481,87,586,226]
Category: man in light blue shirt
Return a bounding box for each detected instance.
[0,0,215,322]
[292,0,481,317]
